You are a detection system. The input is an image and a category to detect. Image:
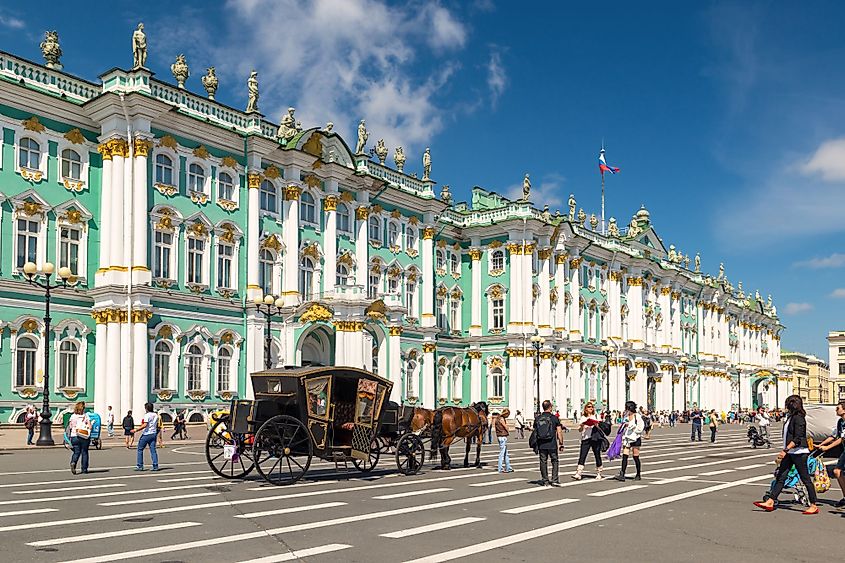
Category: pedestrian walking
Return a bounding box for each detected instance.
[23,405,37,446]
[134,403,160,472]
[530,400,565,486]
[106,405,115,438]
[171,410,187,440]
[690,407,703,441]
[641,409,653,439]
[755,407,771,445]
[613,401,644,482]
[572,401,604,480]
[816,400,845,508]
[157,413,165,448]
[753,395,819,515]
[68,401,92,475]
[496,408,514,473]
[709,409,719,442]
[122,410,135,448]
[515,410,526,440]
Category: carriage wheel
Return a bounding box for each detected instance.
[253,415,313,486]
[352,439,380,473]
[395,434,425,475]
[205,419,255,479]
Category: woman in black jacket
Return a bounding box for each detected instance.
[753,395,819,515]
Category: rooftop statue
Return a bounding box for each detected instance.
[694,253,701,273]
[628,216,641,237]
[393,146,406,172]
[541,205,551,222]
[355,120,368,154]
[737,281,744,299]
[589,213,598,230]
[277,107,299,142]
[245,71,259,113]
[374,139,388,164]
[422,148,432,180]
[755,289,762,302]
[201,67,218,100]
[171,54,189,89]
[40,31,62,70]
[668,245,677,263]
[684,255,690,269]
[577,208,586,225]
[718,262,725,280]
[607,217,620,237]
[440,184,452,205]
[767,294,773,308]
[132,23,147,69]
[568,194,576,220]
[324,122,334,132]
[522,173,531,201]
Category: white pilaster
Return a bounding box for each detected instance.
[96,144,112,286]
[93,320,107,416]
[627,273,644,350]
[469,350,482,402]
[554,255,567,334]
[132,137,151,285]
[388,327,402,402]
[282,186,300,306]
[119,321,132,417]
[569,255,582,342]
[421,228,434,327]
[105,319,121,417]
[422,343,435,408]
[131,318,149,419]
[110,140,126,271]
[246,172,261,300]
[469,249,482,337]
[323,190,338,294]
[537,248,552,337]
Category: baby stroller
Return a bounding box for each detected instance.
[762,451,824,507]
[747,426,770,448]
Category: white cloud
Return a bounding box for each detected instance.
[153,0,468,157]
[506,172,566,210]
[794,253,845,269]
[0,13,24,29]
[784,302,813,315]
[801,138,845,181]
[831,288,845,299]
[486,50,506,106]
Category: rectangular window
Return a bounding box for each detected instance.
[16,219,39,269]
[839,347,845,355]
[492,299,504,330]
[450,300,460,332]
[154,231,173,279]
[839,364,845,375]
[368,274,380,299]
[217,243,233,289]
[59,227,81,275]
[187,238,204,284]
[436,298,447,330]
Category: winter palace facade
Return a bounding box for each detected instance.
[0,37,791,424]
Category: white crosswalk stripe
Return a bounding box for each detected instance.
[27,521,203,547]
[501,498,579,514]
[381,517,486,538]
[588,485,647,496]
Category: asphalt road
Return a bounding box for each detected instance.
[0,424,841,563]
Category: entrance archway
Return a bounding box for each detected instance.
[751,375,776,409]
[298,325,334,367]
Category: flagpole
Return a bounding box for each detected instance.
[601,170,606,235]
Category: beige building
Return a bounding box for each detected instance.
[781,350,830,404]
[828,331,845,403]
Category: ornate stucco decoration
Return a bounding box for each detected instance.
[301,242,320,260]
[219,223,236,244]
[154,183,177,197]
[190,191,209,205]
[217,198,237,212]
[264,164,282,180]
[261,234,282,252]
[468,248,482,261]
[374,139,388,164]
[154,208,174,232]
[188,390,207,401]
[323,195,338,212]
[18,201,44,217]
[201,67,218,100]
[158,135,178,149]
[22,116,46,133]
[171,54,190,88]
[422,342,437,353]
[221,156,238,169]
[134,138,153,157]
[302,131,323,157]
[388,326,403,336]
[300,304,334,323]
[393,146,406,172]
[303,174,322,189]
[188,221,208,238]
[284,185,301,201]
[340,191,354,203]
[192,145,210,159]
[488,285,505,300]
[40,30,63,69]
[247,173,262,190]
[63,128,85,145]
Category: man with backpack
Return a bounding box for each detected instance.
[530,400,566,487]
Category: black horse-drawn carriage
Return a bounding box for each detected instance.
[205,366,426,485]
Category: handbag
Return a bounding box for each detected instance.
[76,415,92,439]
[606,427,624,460]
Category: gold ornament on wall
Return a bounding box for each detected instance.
[261,234,282,252]
[158,135,178,149]
[302,132,323,157]
[264,164,282,180]
[323,195,338,211]
[300,304,334,323]
[22,116,46,132]
[63,128,85,144]
[221,156,238,169]
[284,185,301,200]
[247,173,262,189]
[192,145,210,159]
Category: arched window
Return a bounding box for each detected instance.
[300,192,317,223]
[450,252,459,275]
[188,163,206,192]
[437,364,448,400]
[368,216,381,242]
[388,222,399,247]
[405,358,418,398]
[436,249,446,270]
[451,365,462,400]
[336,263,349,286]
[217,347,231,392]
[58,340,78,388]
[153,341,171,390]
[491,250,504,271]
[19,138,40,170]
[405,280,416,317]
[61,149,82,180]
[260,180,277,213]
[16,336,37,387]
[489,366,504,397]
[299,256,314,300]
[218,172,235,201]
[406,227,417,250]
[185,344,203,391]
[259,249,274,296]
[337,203,351,233]
[155,154,174,185]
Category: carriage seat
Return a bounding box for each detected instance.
[332,402,355,447]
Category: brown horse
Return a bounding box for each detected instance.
[429,402,489,469]
[410,407,435,433]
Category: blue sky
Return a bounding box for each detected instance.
[1,1,843,358]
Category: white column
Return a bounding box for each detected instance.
[627,274,644,350]
[131,315,149,419]
[631,362,647,409]
[282,186,300,306]
[659,287,671,352]
[554,255,567,334]
[469,249,482,337]
[93,318,107,416]
[246,172,261,300]
[105,315,121,417]
[323,193,338,294]
[110,139,126,270]
[132,138,150,285]
[539,352,552,406]
[96,143,112,286]
[355,206,369,286]
[570,354,582,413]
[469,351,482,402]
[421,228,434,327]
[422,343,436,408]
[537,248,552,337]
[388,327,402,402]
[120,320,132,418]
[569,256,582,341]
[334,324,365,369]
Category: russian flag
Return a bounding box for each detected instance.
[599,148,620,175]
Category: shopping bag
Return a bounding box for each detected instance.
[606,429,624,460]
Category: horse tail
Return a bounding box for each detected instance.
[430,410,443,461]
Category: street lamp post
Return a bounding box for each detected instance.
[252,293,285,370]
[601,343,613,413]
[680,355,689,412]
[530,334,545,415]
[22,261,73,446]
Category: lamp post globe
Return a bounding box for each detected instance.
[263,294,274,305]
[23,261,37,276]
[58,266,72,280]
[274,297,284,308]
[252,295,263,305]
[43,261,55,275]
